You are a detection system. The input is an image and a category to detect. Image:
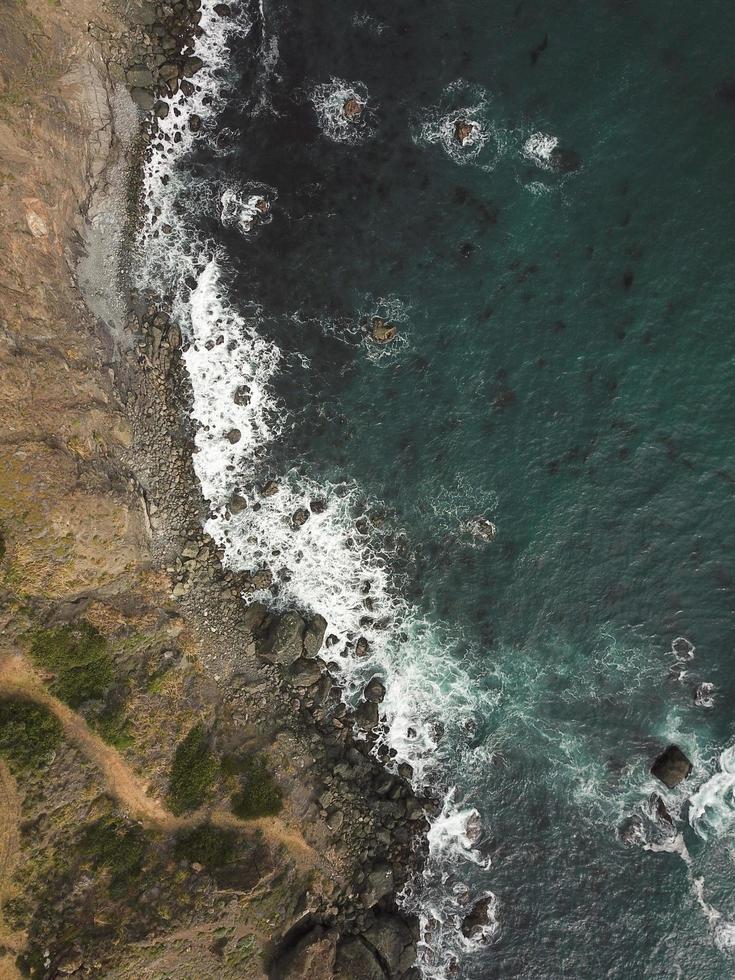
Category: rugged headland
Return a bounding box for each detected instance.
[0,0,427,975]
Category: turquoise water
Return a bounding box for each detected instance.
[184,0,735,974]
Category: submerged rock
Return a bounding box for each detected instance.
[370,316,398,344]
[648,792,674,827]
[461,896,495,939]
[548,145,581,173]
[651,744,692,788]
[694,682,715,707]
[467,516,496,542]
[292,507,310,528]
[672,635,695,659]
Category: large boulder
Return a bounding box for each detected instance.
[361,914,417,976]
[303,614,327,657]
[259,611,306,666]
[334,938,383,980]
[461,896,495,939]
[272,925,338,980]
[651,744,692,788]
[360,863,394,908]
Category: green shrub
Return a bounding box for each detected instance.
[79,816,146,898]
[167,723,218,815]
[174,824,235,868]
[29,622,113,707]
[93,708,133,749]
[0,699,61,773]
[230,753,282,820]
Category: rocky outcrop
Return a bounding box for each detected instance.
[651,744,692,788]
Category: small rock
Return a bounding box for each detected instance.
[468,516,496,542]
[158,62,181,82]
[355,699,379,730]
[355,636,369,657]
[292,507,310,528]
[310,497,327,514]
[189,114,202,133]
[183,56,204,77]
[327,809,344,832]
[154,101,170,119]
[228,492,248,514]
[130,88,155,112]
[233,384,251,405]
[651,744,692,788]
[213,1,231,14]
[694,682,715,707]
[370,316,397,344]
[225,427,241,443]
[454,117,475,145]
[364,677,386,703]
[672,636,695,659]
[261,479,280,496]
[126,66,154,88]
[343,96,364,120]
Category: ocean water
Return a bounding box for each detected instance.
[135,0,735,976]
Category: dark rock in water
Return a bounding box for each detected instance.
[228,492,248,514]
[355,698,379,730]
[325,633,339,647]
[672,635,695,659]
[213,2,231,15]
[355,636,369,657]
[343,96,364,121]
[548,146,581,173]
[454,118,474,145]
[618,813,644,844]
[364,677,386,702]
[189,114,202,133]
[371,316,397,344]
[651,744,692,788]
[468,517,496,542]
[292,507,310,528]
[464,810,482,844]
[180,79,195,97]
[303,615,327,657]
[225,427,241,443]
[310,497,327,514]
[649,792,674,826]
[261,479,279,496]
[694,682,715,707]
[182,56,204,77]
[233,384,250,406]
[461,896,495,939]
[154,101,169,119]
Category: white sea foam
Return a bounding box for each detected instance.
[311,77,373,144]
[522,132,559,170]
[689,745,735,840]
[414,80,505,170]
[220,184,275,235]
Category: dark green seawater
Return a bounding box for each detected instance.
[188,0,735,975]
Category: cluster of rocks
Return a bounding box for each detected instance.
[121,0,212,113]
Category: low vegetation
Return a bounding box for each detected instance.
[79,815,147,899]
[0,699,61,772]
[29,621,113,707]
[229,752,283,819]
[174,824,236,868]
[167,722,218,815]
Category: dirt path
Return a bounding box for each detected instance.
[0,654,318,869]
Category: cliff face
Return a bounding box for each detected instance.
[0,2,424,977]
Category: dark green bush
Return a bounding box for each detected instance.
[174,824,236,868]
[93,708,133,749]
[79,816,146,898]
[230,753,282,820]
[167,723,218,815]
[0,699,61,773]
[29,622,113,707]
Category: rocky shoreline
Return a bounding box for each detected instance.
[0,0,429,976]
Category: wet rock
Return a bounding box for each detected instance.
[260,611,306,666]
[189,113,202,133]
[370,316,397,344]
[360,863,394,908]
[158,62,181,82]
[343,96,364,121]
[355,699,379,730]
[618,813,645,844]
[154,101,170,119]
[548,146,581,173]
[468,516,496,541]
[183,55,204,77]
[461,896,495,939]
[648,792,674,827]
[213,2,231,14]
[355,636,369,657]
[224,427,241,443]
[694,682,715,707]
[303,615,327,657]
[233,384,251,405]
[261,479,280,496]
[228,492,248,514]
[364,677,386,703]
[651,744,692,788]
[292,507,310,528]
[464,810,482,845]
[454,117,474,145]
[672,635,695,659]
[310,497,327,514]
[180,79,195,97]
